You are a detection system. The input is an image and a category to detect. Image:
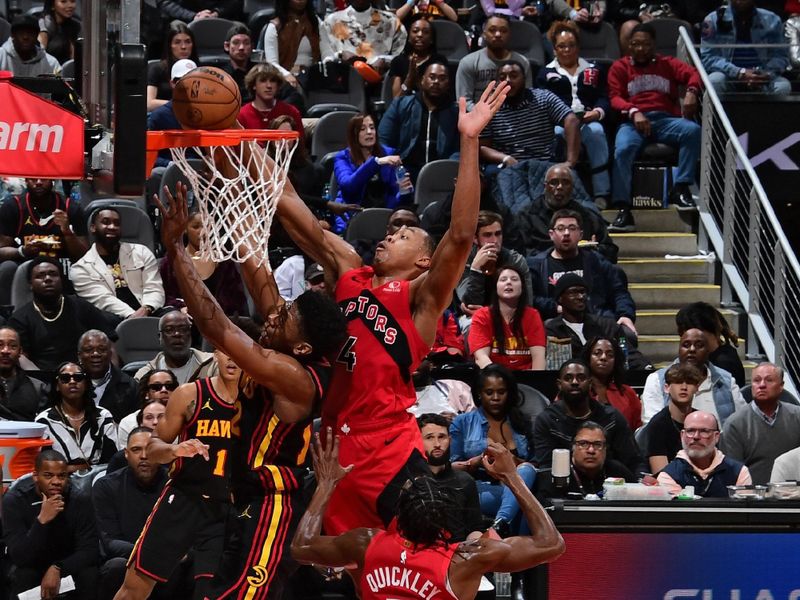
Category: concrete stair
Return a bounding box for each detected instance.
[620,258,713,283]
[605,208,747,378]
[611,232,698,257]
[639,334,747,364]
[630,283,721,308]
[603,208,694,233]
[636,308,740,335]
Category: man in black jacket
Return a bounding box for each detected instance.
[0,326,46,421]
[78,330,138,423]
[544,273,650,369]
[533,359,646,475]
[417,413,483,542]
[2,449,99,598]
[507,164,617,262]
[527,209,636,333]
[92,427,188,600]
[535,421,637,502]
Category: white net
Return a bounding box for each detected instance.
[168,135,297,266]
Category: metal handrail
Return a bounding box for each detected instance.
[678,26,800,395]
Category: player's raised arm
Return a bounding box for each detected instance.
[155,184,317,408]
[276,177,362,281]
[411,82,509,331]
[449,443,564,597]
[291,430,373,569]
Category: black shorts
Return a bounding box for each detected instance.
[211,490,305,599]
[129,482,230,583]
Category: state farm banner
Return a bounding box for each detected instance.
[0,74,84,179]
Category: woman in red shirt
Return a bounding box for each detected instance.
[582,336,642,430]
[468,266,545,371]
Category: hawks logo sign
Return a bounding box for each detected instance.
[0,73,84,178]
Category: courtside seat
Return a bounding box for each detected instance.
[115,317,161,365]
[188,17,237,65]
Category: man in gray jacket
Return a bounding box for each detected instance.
[0,15,61,77]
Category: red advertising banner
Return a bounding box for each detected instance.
[0,73,84,179]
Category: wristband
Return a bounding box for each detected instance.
[501,155,511,166]
[18,246,26,258]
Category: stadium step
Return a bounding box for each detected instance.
[629,283,720,308]
[638,334,747,364]
[618,258,714,283]
[635,308,741,336]
[611,232,698,257]
[602,208,694,233]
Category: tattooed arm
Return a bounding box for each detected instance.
[154,184,317,419]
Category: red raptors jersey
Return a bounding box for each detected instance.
[324,267,431,430]
[360,525,459,600]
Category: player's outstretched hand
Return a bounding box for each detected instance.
[155,182,191,249]
[312,427,354,488]
[482,441,517,482]
[174,438,210,461]
[458,81,510,139]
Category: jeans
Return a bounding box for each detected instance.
[611,112,702,207]
[475,462,537,533]
[555,121,611,197]
[708,70,792,95]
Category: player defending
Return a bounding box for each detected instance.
[153,184,348,598]
[291,431,565,599]
[114,349,242,600]
[273,81,509,534]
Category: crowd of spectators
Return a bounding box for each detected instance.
[2,0,800,597]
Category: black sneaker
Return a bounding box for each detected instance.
[608,208,635,233]
[670,183,697,211]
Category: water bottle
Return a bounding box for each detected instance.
[618,334,629,370]
[322,183,331,203]
[396,165,414,196]
[494,572,511,598]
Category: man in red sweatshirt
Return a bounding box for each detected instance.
[606,22,702,233]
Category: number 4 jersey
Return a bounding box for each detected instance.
[169,377,238,502]
[324,267,431,430]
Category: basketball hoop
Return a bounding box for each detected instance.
[147,129,299,266]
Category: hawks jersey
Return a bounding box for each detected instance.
[231,363,330,497]
[324,267,431,430]
[169,377,237,502]
[360,525,459,600]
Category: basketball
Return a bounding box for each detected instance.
[172,66,242,130]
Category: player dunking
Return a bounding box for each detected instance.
[291,431,565,599]
[114,349,242,600]
[155,185,348,599]
[273,81,509,534]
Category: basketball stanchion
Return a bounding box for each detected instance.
[146,129,299,267]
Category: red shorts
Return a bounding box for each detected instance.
[322,417,429,535]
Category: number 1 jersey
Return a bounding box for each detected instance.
[169,377,237,502]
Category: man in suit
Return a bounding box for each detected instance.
[78,330,139,423]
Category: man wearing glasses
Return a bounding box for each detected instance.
[527,209,637,336]
[657,411,751,497]
[134,311,216,384]
[536,421,637,501]
[509,163,617,261]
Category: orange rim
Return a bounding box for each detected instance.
[145,129,299,175]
